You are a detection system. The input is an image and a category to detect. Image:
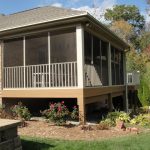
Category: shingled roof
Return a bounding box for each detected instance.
[0,6,87,32]
[0,6,129,48]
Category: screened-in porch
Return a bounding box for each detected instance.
[3,29,77,88]
[3,27,125,89]
[84,30,124,87]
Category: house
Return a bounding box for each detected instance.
[0,6,129,123]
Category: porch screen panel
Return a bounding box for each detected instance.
[84,31,92,64]
[101,40,108,86]
[4,38,23,67]
[111,46,124,85]
[115,50,120,84]
[111,47,116,85]
[50,29,76,63]
[120,52,124,84]
[25,33,48,65]
[93,35,102,85]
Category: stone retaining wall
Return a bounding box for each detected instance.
[0,119,22,150]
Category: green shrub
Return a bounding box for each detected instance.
[138,76,150,106]
[98,120,110,130]
[136,106,150,114]
[41,101,70,125]
[106,111,122,126]
[11,102,31,121]
[102,111,131,127]
[130,114,150,127]
[0,104,6,118]
[118,112,131,123]
[71,106,79,120]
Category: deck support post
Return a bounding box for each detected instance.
[77,96,86,124]
[76,25,85,124]
[76,24,84,88]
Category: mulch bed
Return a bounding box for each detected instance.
[18,120,138,141]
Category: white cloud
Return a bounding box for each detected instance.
[51,2,63,8]
[73,0,117,22]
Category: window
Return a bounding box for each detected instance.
[4,38,23,67]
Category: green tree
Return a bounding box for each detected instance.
[140,32,150,50]
[138,74,150,106]
[127,51,146,73]
[109,20,134,43]
[104,5,145,49]
[105,5,145,32]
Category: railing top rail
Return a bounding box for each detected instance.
[4,61,77,68]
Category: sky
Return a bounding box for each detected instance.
[0,0,149,22]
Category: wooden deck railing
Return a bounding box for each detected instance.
[3,62,77,88]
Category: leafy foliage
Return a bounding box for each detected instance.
[105,5,145,32]
[0,104,6,118]
[138,75,150,106]
[130,114,150,126]
[71,106,79,120]
[118,112,131,123]
[11,102,31,121]
[41,101,69,125]
[41,101,79,126]
[140,32,150,50]
[126,51,148,73]
[109,20,134,42]
[104,5,145,49]
[98,120,110,130]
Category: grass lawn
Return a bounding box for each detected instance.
[21,133,150,150]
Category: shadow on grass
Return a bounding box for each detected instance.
[21,139,55,150]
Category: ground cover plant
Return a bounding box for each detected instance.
[100,110,150,128]
[21,133,150,150]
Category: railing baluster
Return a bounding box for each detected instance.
[71,62,73,87]
[45,65,47,87]
[6,68,8,88]
[55,64,57,87]
[16,67,18,88]
[28,66,30,88]
[51,64,53,87]
[64,63,66,87]
[61,64,63,87]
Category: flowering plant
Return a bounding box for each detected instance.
[41,101,69,125]
[11,102,31,121]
